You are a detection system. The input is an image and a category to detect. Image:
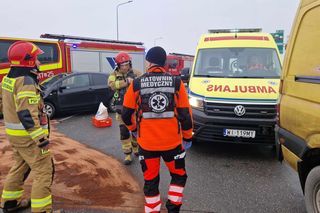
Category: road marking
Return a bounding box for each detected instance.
[57,114,77,122]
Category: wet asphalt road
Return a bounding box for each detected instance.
[0,112,306,213]
[50,112,306,213]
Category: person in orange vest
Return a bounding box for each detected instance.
[0,41,63,213]
[121,46,193,213]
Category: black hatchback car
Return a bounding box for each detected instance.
[41,72,114,118]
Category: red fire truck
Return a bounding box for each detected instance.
[0,34,145,82]
[164,53,194,76]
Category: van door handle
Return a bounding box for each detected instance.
[295,75,320,84]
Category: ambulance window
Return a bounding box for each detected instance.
[34,43,59,64]
[0,40,14,63]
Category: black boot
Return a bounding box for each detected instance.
[166,200,181,213]
[2,199,30,212]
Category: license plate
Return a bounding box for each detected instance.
[223,129,256,138]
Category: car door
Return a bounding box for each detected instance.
[89,73,111,107]
[57,74,95,111]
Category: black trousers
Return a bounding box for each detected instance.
[139,145,187,213]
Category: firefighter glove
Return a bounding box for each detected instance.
[182,139,192,150]
[38,137,49,148]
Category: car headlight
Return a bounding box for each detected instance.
[189,95,204,110]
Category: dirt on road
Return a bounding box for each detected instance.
[0,121,144,212]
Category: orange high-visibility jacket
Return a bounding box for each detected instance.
[122,66,193,151]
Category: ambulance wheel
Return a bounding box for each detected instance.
[305,166,320,213]
[44,102,55,119]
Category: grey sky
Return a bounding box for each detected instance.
[1,0,300,55]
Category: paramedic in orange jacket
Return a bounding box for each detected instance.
[121,46,193,213]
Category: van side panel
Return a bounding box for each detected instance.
[281,2,320,144]
[280,95,320,142]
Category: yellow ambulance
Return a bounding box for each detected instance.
[189,29,282,145]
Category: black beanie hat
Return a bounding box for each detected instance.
[146,46,167,67]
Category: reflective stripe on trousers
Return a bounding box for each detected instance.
[168,184,184,204]
[1,190,24,199]
[31,195,52,209]
[145,194,161,213]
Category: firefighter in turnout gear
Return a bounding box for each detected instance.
[122,46,193,213]
[108,52,142,165]
[0,41,63,213]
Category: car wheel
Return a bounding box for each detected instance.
[108,98,116,113]
[305,166,320,213]
[44,102,55,119]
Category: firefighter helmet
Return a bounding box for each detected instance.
[8,41,44,68]
[115,52,131,65]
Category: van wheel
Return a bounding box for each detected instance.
[44,102,55,119]
[305,166,320,213]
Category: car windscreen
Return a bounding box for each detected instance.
[193,48,281,78]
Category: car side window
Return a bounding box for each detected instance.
[91,74,108,86]
[61,74,90,89]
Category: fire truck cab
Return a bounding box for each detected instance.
[164,53,194,76]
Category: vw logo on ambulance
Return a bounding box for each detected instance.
[234,105,246,116]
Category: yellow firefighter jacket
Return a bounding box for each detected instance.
[108,68,142,91]
[1,75,49,147]
[108,68,142,108]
